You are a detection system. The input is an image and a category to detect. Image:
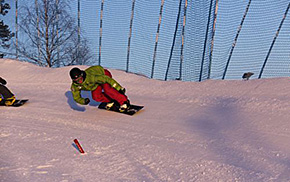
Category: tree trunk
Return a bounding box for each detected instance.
[44,0,51,67]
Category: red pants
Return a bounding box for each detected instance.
[91,69,128,105]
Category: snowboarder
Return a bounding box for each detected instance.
[0,77,16,106]
[69,66,130,112]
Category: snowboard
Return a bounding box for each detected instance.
[0,99,29,107]
[98,102,144,116]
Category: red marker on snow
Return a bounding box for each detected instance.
[74,139,85,153]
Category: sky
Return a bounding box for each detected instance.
[0,58,290,181]
[1,0,290,81]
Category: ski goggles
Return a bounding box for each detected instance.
[73,75,83,83]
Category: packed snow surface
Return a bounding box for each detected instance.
[0,59,290,182]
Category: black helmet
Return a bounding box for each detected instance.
[70,67,86,81]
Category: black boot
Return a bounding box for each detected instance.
[119,100,130,112]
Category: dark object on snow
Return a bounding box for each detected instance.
[0,99,28,107]
[0,77,7,85]
[242,72,254,80]
[98,102,144,116]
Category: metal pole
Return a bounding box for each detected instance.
[179,0,188,80]
[222,0,251,80]
[99,0,104,65]
[126,0,136,72]
[199,0,214,82]
[15,0,18,59]
[151,0,165,79]
[259,2,289,79]
[208,0,219,79]
[165,0,183,81]
[77,0,80,64]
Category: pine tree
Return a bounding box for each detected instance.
[0,0,14,49]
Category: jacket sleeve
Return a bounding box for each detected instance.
[94,75,123,91]
[71,84,86,105]
[0,77,7,85]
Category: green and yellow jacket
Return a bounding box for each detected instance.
[70,66,123,105]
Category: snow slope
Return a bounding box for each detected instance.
[0,59,290,182]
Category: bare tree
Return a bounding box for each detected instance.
[17,0,91,67]
[60,34,92,66]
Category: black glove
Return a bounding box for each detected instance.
[119,87,126,95]
[0,77,7,85]
[84,98,90,105]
